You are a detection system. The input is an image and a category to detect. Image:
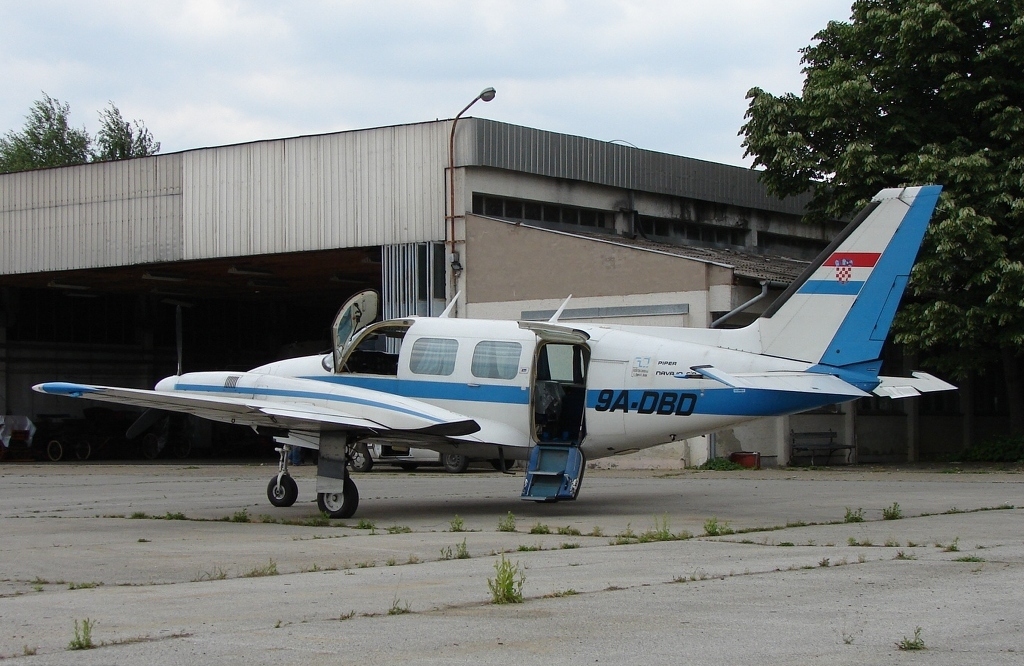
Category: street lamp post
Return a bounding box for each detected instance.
[446,87,496,310]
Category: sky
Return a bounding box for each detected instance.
[0,0,854,168]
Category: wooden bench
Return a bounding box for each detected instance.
[790,429,853,465]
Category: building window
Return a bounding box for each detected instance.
[471,341,522,380]
[472,193,609,231]
[637,215,748,248]
[409,338,458,376]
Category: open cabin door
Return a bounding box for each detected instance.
[331,290,379,374]
[519,322,590,502]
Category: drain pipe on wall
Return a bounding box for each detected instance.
[710,280,786,329]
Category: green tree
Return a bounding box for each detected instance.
[740,0,1024,433]
[94,102,160,161]
[0,93,91,173]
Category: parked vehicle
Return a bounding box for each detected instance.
[350,443,510,474]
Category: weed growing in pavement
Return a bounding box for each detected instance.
[530,523,551,535]
[518,544,542,552]
[497,511,517,532]
[355,519,376,531]
[704,517,733,536]
[439,546,453,560]
[953,555,985,563]
[547,589,578,597]
[449,515,465,532]
[882,502,903,520]
[560,542,580,549]
[894,551,917,560]
[193,567,228,581]
[164,511,187,520]
[455,538,470,559]
[488,555,525,604]
[67,582,100,590]
[243,559,279,578]
[943,537,961,553]
[230,509,250,523]
[387,525,412,534]
[896,627,925,651]
[844,507,865,523]
[818,558,830,567]
[588,526,605,537]
[68,618,95,650]
[129,512,148,519]
[388,596,411,615]
[557,525,582,536]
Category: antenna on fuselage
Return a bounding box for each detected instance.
[438,291,462,318]
[548,295,572,323]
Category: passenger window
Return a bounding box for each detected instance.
[409,338,459,376]
[471,341,522,380]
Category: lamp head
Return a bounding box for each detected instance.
[478,87,496,102]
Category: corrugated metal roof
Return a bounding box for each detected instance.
[461,119,809,216]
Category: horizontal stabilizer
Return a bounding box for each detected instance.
[872,372,956,399]
[689,366,869,398]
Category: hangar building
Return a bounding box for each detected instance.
[0,119,971,464]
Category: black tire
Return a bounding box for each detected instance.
[46,440,63,462]
[397,463,419,471]
[349,445,373,473]
[74,440,92,461]
[442,453,469,474]
[267,475,299,507]
[140,433,160,460]
[489,458,514,472]
[317,478,359,518]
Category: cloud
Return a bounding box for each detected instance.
[0,0,853,165]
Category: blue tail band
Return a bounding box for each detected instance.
[818,185,942,366]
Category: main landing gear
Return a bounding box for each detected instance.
[265,441,361,519]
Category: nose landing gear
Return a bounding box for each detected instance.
[267,444,299,507]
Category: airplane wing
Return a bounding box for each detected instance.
[33,381,480,438]
[872,372,957,398]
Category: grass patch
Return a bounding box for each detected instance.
[777,541,795,547]
[388,596,411,615]
[882,502,903,520]
[456,538,470,559]
[518,544,542,552]
[355,519,376,531]
[530,523,551,535]
[844,507,865,523]
[547,588,578,598]
[386,525,412,534]
[942,537,961,552]
[896,627,926,651]
[497,511,517,532]
[230,509,250,523]
[697,457,745,471]
[818,557,830,567]
[164,511,187,520]
[129,511,148,519]
[560,542,580,549]
[610,525,637,545]
[557,525,582,536]
[243,559,279,578]
[488,554,525,604]
[847,537,873,547]
[449,515,465,532]
[953,555,985,563]
[703,516,733,536]
[193,567,228,581]
[68,618,95,650]
[588,526,605,537]
[68,581,100,590]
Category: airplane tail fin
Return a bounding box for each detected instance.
[755,185,942,368]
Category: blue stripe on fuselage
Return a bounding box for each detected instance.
[586,388,850,417]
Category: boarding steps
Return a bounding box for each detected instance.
[521,443,585,502]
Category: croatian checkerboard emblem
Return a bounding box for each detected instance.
[835,258,854,284]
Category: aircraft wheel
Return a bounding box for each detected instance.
[349,445,373,473]
[46,440,64,462]
[489,458,514,472]
[442,453,469,474]
[317,478,359,519]
[267,475,299,508]
[140,433,160,460]
[74,440,92,461]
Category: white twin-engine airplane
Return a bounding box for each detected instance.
[36,185,955,518]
